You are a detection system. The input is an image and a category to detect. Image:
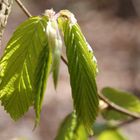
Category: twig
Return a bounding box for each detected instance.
[15,0,32,17]
[15,0,68,66]
[117,118,139,128]
[15,0,140,120]
[60,55,140,119]
[98,93,140,119]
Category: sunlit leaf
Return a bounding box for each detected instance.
[0,16,48,120]
[34,44,52,125]
[101,87,140,120]
[59,11,99,134]
[97,129,128,140]
[55,112,88,140]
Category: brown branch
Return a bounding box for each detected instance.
[61,55,140,119]
[98,93,140,119]
[117,118,139,128]
[60,60,140,119]
[15,0,140,120]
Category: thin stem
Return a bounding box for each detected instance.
[100,92,140,127]
[117,118,139,128]
[15,0,32,17]
[60,54,140,119]
[15,0,140,120]
[98,93,140,119]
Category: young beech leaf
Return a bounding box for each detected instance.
[97,129,128,140]
[0,16,48,120]
[55,112,88,140]
[34,44,52,126]
[46,19,62,88]
[101,87,140,121]
[59,11,99,135]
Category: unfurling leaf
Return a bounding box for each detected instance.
[46,14,62,88]
[0,16,49,120]
[101,87,140,120]
[55,112,88,140]
[59,11,99,134]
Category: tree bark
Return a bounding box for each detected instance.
[0,0,13,47]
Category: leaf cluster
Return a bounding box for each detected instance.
[0,8,140,140]
[0,9,99,135]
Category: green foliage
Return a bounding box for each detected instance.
[0,16,49,120]
[59,12,99,134]
[55,112,88,140]
[101,87,140,120]
[0,10,100,133]
[94,122,128,140]
[0,7,139,140]
[34,44,52,125]
[97,129,128,140]
[52,45,61,88]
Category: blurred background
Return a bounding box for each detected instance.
[0,0,140,139]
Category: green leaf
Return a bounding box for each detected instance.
[46,19,62,88]
[101,87,140,120]
[52,45,61,88]
[97,130,128,140]
[59,11,99,134]
[0,16,48,120]
[34,44,52,125]
[55,112,88,140]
